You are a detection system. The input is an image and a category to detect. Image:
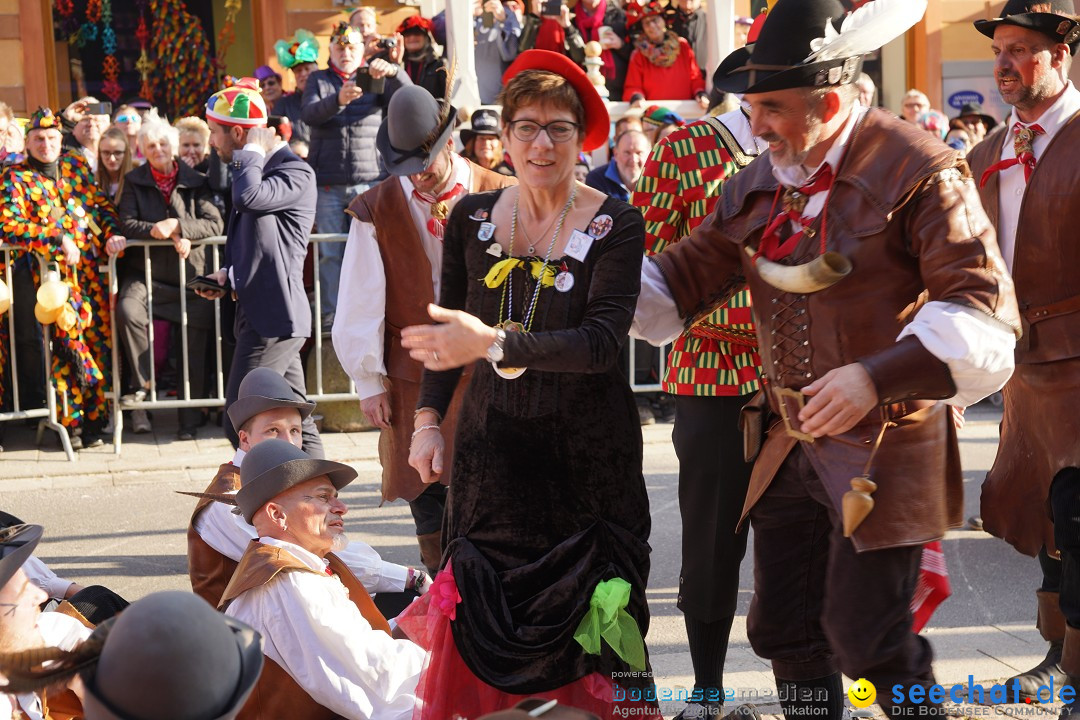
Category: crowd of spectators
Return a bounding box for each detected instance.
[0,0,998,447]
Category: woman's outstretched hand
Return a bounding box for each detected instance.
[401,303,499,371]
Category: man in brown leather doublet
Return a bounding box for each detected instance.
[633,0,1020,716]
[965,0,1080,709]
[333,85,515,576]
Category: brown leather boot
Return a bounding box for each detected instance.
[1059,627,1080,718]
[1009,590,1066,702]
[417,530,443,576]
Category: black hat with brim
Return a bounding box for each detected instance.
[236,439,357,523]
[0,524,42,591]
[376,85,457,177]
[955,101,998,130]
[460,108,502,146]
[974,0,1080,51]
[715,0,862,94]
[80,591,264,720]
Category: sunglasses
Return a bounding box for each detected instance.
[115,114,138,123]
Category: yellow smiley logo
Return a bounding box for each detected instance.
[848,678,876,708]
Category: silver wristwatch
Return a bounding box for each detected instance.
[486,329,507,363]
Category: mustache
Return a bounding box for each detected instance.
[997,72,1020,80]
[760,134,782,144]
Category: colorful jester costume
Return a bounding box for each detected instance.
[0,110,120,431]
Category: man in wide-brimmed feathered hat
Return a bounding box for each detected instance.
[633,0,1022,715]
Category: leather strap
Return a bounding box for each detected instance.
[1024,292,1080,326]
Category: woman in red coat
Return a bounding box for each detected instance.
[622,1,707,107]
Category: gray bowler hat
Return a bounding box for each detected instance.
[227,367,315,433]
[0,523,42,591]
[81,591,264,720]
[236,439,356,523]
[375,85,457,176]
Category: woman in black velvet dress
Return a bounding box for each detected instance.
[399,50,660,719]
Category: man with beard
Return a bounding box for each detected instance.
[220,439,425,719]
[632,0,1019,715]
[965,1,1080,710]
[196,79,323,458]
[333,85,514,575]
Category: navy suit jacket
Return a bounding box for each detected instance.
[224,144,315,339]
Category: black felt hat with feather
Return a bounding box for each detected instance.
[376,81,457,177]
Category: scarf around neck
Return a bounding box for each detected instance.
[634,30,681,69]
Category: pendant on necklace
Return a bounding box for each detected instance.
[527,245,536,255]
[431,201,449,221]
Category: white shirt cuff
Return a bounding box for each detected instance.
[355,375,388,402]
[631,259,684,347]
[897,301,1016,407]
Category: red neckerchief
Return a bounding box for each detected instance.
[412,182,466,240]
[329,61,355,83]
[575,0,615,79]
[149,161,179,201]
[979,122,1045,187]
[757,164,835,261]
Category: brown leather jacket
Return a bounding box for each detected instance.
[655,108,1020,551]
[967,109,1080,364]
[187,463,241,606]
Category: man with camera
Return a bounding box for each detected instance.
[301,21,411,333]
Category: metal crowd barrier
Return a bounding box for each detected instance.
[0,245,76,461]
[107,234,358,455]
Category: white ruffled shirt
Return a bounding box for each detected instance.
[223,537,425,720]
[192,449,409,594]
[633,103,1015,407]
[332,153,476,400]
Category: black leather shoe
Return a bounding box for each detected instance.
[1008,641,1065,702]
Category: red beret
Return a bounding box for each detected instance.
[502,50,610,153]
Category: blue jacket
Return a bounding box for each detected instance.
[301,67,411,186]
[224,145,315,339]
[584,160,630,202]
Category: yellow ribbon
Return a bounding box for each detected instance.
[482,259,557,289]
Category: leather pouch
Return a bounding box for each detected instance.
[739,389,768,463]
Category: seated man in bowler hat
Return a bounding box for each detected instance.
[0,590,263,720]
[187,367,429,614]
[0,524,91,718]
[219,439,425,719]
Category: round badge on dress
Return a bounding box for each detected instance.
[554,271,574,293]
[478,222,495,242]
[486,242,503,257]
[587,214,613,239]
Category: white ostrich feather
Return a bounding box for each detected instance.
[804,0,928,63]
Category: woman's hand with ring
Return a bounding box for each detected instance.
[401,303,498,370]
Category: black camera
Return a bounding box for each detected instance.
[376,36,397,50]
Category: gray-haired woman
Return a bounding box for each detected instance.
[116,110,224,439]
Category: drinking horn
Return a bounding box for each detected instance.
[744,246,852,294]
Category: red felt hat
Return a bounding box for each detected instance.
[501,49,610,153]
